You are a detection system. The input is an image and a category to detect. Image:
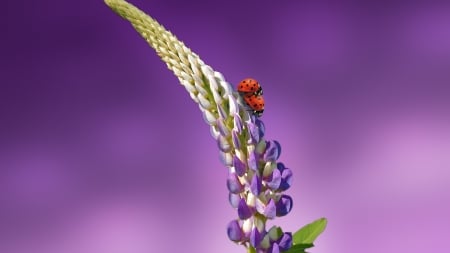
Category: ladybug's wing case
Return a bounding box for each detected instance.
[243,94,265,110]
[237,78,260,93]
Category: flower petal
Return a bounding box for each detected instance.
[247,151,258,171]
[238,198,253,219]
[217,118,230,137]
[227,220,244,242]
[269,242,280,253]
[255,197,265,214]
[250,174,262,196]
[228,193,241,208]
[264,140,280,162]
[280,168,293,191]
[264,199,276,219]
[217,135,231,152]
[233,155,246,176]
[250,227,262,248]
[277,232,292,251]
[276,195,293,217]
[255,118,265,138]
[219,151,233,166]
[266,168,281,190]
[233,114,243,133]
[217,103,227,119]
[227,172,244,194]
[247,122,260,144]
[231,130,241,150]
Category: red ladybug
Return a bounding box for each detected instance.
[243,93,264,117]
[237,78,263,96]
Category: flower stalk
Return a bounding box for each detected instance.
[104,0,326,252]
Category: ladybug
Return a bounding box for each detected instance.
[237,78,263,96]
[243,93,264,117]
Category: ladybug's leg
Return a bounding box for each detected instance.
[255,87,263,96]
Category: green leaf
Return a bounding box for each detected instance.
[284,249,305,253]
[284,243,314,253]
[291,243,314,250]
[247,246,256,253]
[293,218,327,245]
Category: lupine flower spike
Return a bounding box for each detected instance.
[105,0,327,252]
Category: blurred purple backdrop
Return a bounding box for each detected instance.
[1,0,450,252]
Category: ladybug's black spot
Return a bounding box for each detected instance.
[253,103,257,107]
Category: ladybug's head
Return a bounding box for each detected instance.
[254,109,264,117]
[255,87,263,96]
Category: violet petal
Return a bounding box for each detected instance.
[250,174,262,196]
[227,220,244,242]
[266,168,281,190]
[233,114,243,133]
[248,151,258,171]
[255,118,265,138]
[250,227,262,248]
[233,155,247,176]
[228,193,241,208]
[219,151,233,166]
[217,104,227,119]
[264,199,276,219]
[247,122,260,144]
[277,232,292,251]
[269,243,280,253]
[231,130,241,150]
[277,162,286,172]
[255,197,265,214]
[238,198,253,219]
[273,141,281,160]
[264,141,279,162]
[279,168,293,191]
[217,118,230,137]
[217,135,231,152]
[227,172,244,194]
[276,195,293,217]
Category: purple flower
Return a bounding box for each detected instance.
[233,156,246,177]
[238,198,254,220]
[264,199,277,219]
[227,172,244,194]
[248,122,260,144]
[248,151,258,171]
[250,174,262,195]
[266,168,281,190]
[250,228,260,247]
[229,193,240,208]
[227,220,244,242]
[231,130,241,149]
[276,195,293,217]
[278,164,293,191]
[105,0,299,250]
[277,232,292,251]
[268,243,280,253]
[264,140,281,162]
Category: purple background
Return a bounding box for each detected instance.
[1,0,450,252]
